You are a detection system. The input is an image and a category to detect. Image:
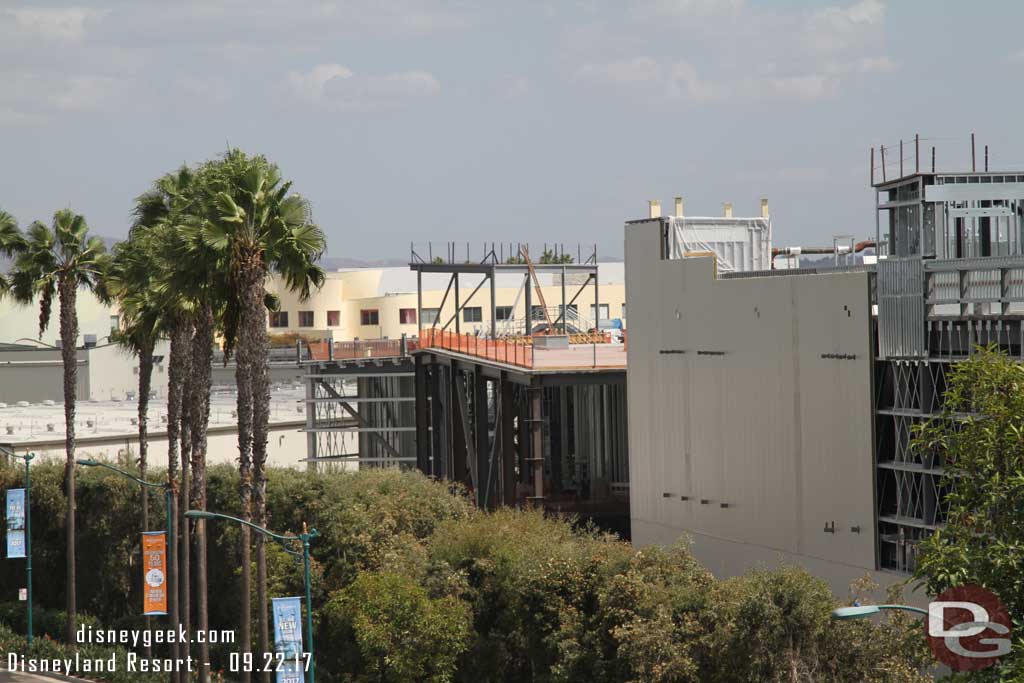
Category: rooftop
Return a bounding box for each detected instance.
[0,384,310,445]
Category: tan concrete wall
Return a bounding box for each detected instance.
[625,218,878,595]
[0,289,117,346]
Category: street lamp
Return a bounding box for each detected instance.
[831,603,929,620]
[184,509,319,683]
[76,459,177,671]
[10,452,35,644]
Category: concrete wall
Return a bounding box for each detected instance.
[0,348,88,403]
[625,219,880,595]
[0,342,170,404]
[0,289,116,347]
[86,340,170,402]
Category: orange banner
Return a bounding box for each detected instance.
[142,532,168,616]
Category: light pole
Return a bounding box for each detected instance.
[77,459,177,675]
[831,603,929,620]
[11,452,35,644]
[184,509,319,683]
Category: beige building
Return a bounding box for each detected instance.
[265,265,627,341]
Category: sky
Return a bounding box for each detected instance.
[2,0,1024,260]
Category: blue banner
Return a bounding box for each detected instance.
[6,489,26,559]
[272,597,304,683]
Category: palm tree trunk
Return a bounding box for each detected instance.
[236,258,262,682]
[138,338,154,659]
[178,320,194,672]
[166,323,186,683]
[58,275,78,647]
[189,304,214,683]
[247,263,272,683]
[236,313,253,683]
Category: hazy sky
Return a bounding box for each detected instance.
[2,1,1022,259]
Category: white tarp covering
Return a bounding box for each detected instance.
[668,216,771,273]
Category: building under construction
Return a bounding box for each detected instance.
[302,245,630,532]
[626,136,1024,592]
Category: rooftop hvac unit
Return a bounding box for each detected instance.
[84,334,97,348]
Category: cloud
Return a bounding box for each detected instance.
[575,58,839,104]
[568,0,892,105]
[2,7,102,41]
[284,64,440,112]
[501,76,530,99]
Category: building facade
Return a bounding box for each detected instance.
[625,178,1024,594]
[264,265,627,341]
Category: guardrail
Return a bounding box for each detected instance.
[419,328,534,368]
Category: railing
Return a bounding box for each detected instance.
[419,329,534,368]
[303,338,420,362]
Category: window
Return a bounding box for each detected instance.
[327,310,340,327]
[621,303,627,318]
[590,304,610,320]
[530,305,546,321]
[269,311,289,328]
[495,306,513,321]
[463,306,482,323]
[360,309,379,326]
[422,308,440,325]
[109,315,120,332]
[298,310,314,327]
[399,308,417,324]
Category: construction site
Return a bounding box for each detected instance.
[300,245,630,533]
[295,134,1022,589]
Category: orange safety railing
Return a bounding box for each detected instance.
[419,328,534,369]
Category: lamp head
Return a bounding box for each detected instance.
[184,510,214,520]
[76,459,99,467]
[831,605,881,620]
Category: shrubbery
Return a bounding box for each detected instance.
[0,462,930,682]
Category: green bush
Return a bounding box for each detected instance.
[0,463,931,683]
[321,571,471,683]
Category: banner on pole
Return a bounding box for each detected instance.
[272,597,304,683]
[6,489,26,559]
[141,532,167,616]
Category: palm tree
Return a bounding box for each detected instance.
[8,209,107,645]
[0,210,22,295]
[128,169,197,683]
[204,151,325,677]
[101,233,168,659]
